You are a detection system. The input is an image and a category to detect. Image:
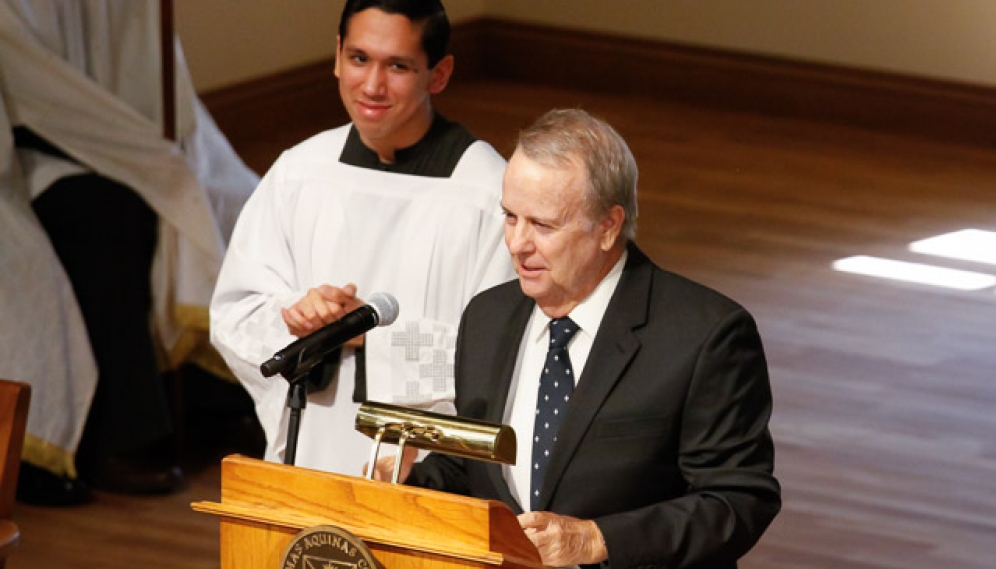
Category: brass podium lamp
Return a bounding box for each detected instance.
[356,402,516,483]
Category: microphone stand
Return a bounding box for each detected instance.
[278,356,330,466]
[262,294,399,466]
[283,377,307,466]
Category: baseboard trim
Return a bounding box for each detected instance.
[200,61,345,141]
[203,18,996,148]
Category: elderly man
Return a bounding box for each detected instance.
[395,108,781,568]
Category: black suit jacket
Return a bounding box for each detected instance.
[409,244,780,568]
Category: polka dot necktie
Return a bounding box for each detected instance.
[530,317,579,511]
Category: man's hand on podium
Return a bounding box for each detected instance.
[363,447,610,566]
[518,511,608,567]
[365,446,418,483]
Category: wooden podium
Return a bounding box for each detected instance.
[192,455,545,569]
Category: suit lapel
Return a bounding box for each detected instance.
[484,292,534,422]
[538,246,653,509]
[483,291,534,509]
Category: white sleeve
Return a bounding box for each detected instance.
[209,156,300,409]
[457,139,517,295]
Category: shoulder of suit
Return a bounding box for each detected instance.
[467,278,524,312]
[645,267,755,336]
[622,246,750,322]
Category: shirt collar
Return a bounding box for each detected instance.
[337,111,479,177]
[527,249,628,344]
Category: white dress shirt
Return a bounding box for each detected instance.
[503,250,628,511]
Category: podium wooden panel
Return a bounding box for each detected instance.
[192,455,545,569]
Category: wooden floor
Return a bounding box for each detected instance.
[10,79,996,568]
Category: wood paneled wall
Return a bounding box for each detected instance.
[204,19,996,150]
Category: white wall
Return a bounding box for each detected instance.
[174,0,342,91]
[174,0,488,91]
[175,0,996,92]
[485,0,996,87]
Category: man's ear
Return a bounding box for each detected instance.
[334,35,342,78]
[428,54,454,94]
[599,205,626,251]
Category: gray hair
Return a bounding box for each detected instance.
[514,108,638,241]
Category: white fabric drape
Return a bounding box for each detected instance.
[0,0,259,474]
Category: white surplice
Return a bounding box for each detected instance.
[0,0,259,475]
[211,125,515,475]
[0,96,97,477]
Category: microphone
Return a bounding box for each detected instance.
[260,292,399,379]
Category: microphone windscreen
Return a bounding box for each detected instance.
[368,292,400,326]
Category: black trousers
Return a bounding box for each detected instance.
[32,174,172,465]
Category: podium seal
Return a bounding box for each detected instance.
[279,525,380,569]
